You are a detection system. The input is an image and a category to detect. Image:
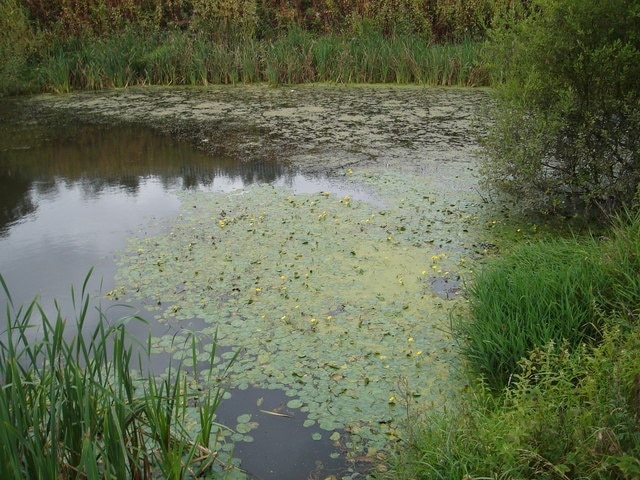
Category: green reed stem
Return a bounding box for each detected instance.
[0,270,237,479]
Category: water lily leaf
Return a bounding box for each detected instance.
[236,413,252,424]
[236,421,259,434]
[286,399,303,409]
[114,170,480,456]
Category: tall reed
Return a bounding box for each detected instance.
[31,26,489,93]
[456,238,610,390]
[0,270,238,479]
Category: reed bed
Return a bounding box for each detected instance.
[0,270,238,479]
[31,28,487,93]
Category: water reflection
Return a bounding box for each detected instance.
[0,114,296,317]
[0,172,37,237]
[0,109,371,480]
[0,123,292,233]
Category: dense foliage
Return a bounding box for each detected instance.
[20,0,495,41]
[385,211,640,479]
[482,0,640,216]
[0,0,517,94]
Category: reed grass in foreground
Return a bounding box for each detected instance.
[0,271,240,479]
[380,211,640,479]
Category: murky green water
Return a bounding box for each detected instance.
[0,85,492,479]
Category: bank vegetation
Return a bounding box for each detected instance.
[1,0,514,94]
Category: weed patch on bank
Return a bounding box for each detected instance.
[383,212,640,479]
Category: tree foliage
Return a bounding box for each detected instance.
[19,0,497,42]
[0,0,37,94]
[482,0,640,216]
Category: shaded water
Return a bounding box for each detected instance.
[0,85,491,479]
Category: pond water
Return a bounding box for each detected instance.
[0,85,492,479]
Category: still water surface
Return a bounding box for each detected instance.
[0,107,379,479]
[0,86,488,479]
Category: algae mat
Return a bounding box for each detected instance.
[113,171,482,457]
[30,85,491,470]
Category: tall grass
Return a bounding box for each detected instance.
[0,270,239,479]
[383,211,640,480]
[30,26,488,93]
[456,210,640,392]
[456,237,610,390]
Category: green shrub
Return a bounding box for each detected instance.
[482,0,640,216]
[384,328,640,479]
[0,0,39,94]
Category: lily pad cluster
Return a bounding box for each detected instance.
[114,168,479,457]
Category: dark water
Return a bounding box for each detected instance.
[0,120,289,309]
[0,102,364,480]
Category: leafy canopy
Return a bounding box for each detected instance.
[482,0,640,216]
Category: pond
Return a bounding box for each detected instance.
[0,85,492,479]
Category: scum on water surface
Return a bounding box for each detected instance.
[113,169,481,454]
[25,84,494,465]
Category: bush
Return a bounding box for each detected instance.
[385,329,640,479]
[481,0,640,216]
[0,0,38,94]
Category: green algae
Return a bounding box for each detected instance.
[113,166,481,455]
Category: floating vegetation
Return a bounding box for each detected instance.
[113,168,481,458]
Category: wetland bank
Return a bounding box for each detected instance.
[0,85,493,478]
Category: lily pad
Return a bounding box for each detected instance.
[114,169,482,455]
[286,399,303,409]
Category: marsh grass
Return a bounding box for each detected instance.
[31,26,487,92]
[0,270,238,479]
[457,210,640,391]
[385,328,640,480]
[384,212,640,479]
[455,237,614,391]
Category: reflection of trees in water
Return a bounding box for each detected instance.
[0,172,36,237]
[178,159,290,189]
[0,122,293,231]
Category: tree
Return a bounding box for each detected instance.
[482,0,640,216]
